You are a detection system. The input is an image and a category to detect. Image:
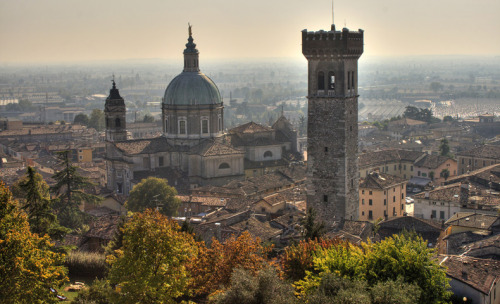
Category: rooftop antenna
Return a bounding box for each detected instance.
[331,0,334,25]
[344,19,347,28]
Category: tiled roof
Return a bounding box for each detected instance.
[358,149,424,168]
[457,145,500,160]
[359,172,406,190]
[440,255,500,295]
[377,216,443,246]
[388,117,427,126]
[445,212,498,230]
[414,154,454,169]
[84,215,121,240]
[177,195,227,207]
[189,139,244,156]
[229,121,273,134]
[413,183,462,203]
[113,137,173,155]
[230,216,282,241]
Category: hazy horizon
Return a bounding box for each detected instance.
[1,0,499,64]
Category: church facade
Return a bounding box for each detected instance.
[105,29,298,195]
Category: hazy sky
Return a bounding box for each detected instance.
[1,0,499,63]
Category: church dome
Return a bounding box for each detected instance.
[163,72,222,105]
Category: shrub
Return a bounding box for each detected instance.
[65,251,106,277]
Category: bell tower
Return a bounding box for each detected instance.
[104,79,127,142]
[302,24,363,226]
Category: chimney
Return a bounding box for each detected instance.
[215,222,221,241]
[460,181,470,206]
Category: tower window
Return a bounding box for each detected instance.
[115,118,121,128]
[324,147,328,153]
[318,72,325,90]
[347,71,351,90]
[328,72,335,90]
[164,119,168,134]
[323,195,328,202]
[351,71,355,90]
[264,151,273,158]
[201,119,209,134]
[179,120,186,134]
[159,156,164,167]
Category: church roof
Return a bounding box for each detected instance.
[229,121,273,134]
[163,72,222,106]
[113,137,173,155]
[189,139,244,157]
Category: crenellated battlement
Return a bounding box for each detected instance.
[302,25,363,58]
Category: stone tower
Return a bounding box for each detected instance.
[302,24,363,226]
[104,80,127,142]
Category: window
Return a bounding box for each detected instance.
[179,120,186,134]
[384,210,387,217]
[143,157,149,169]
[401,193,404,199]
[362,199,365,205]
[219,163,230,169]
[440,211,445,219]
[369,199,373,206]
[115,118,121,128]
[393,188,396,192]
[431,210,436,219]
[362,190,365,194]
[369,191,372,195]
[418,171,421,176]
[201,119,209,134]
[318,72,325,90]
[324,147,328,153]
[159,156,164,167]
[351,71,355,90]
[328,72,335,90]
[264,151,273,158]
[79,155,83,160]
[393,207,396,216]
[393,196,396,202]
[394,165,397,170]
[362,211,365,216]
[384,199,386,206]
[401,204,404,210]
[323,195,328,202]
[410,166,413,171]
[218,116,222,132]
[347,71,351,90]
[368,210,373,220]
[164,119,168,133]
[117,183,123,194]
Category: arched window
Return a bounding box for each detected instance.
[328,72,335,90]
[264,151,273,158]
[317,72,325,90]
[219,162,230,169]
[115,118,121,128]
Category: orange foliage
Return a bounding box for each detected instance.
[189,231,272,298]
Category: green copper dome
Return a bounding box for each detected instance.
[163,71,222,105]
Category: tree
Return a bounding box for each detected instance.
[296,232,450,304]
[189,231,271,299]
[298,115,307,136]
[439,138,451,157]
[302,207,325,240]
[440,168,450,181]
[443,115,454,122]
[213,267,296,304]
[88,109,105,131]
[142,114,155,123]
[429,171,435,181]
[0,182,68,303]
[73,113,90,126]
[430,82,443,93]
[51,150,101,229]
[126,177,180,216]
[13,167,68,239]
[107,209,197,303]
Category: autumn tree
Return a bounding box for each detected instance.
[0,182,68,303]
[189,231,271,299]
[13,166,69,239]
[125,177,180,216]
[107,209,198,303]
[51,150,101,229]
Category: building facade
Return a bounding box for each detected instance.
[302,24,363,225]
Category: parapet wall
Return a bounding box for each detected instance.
[302,25,363,58]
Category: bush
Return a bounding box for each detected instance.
[65,251,107,277]
[71,279,115,304]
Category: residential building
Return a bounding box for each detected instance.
[457,145,500,175]
[359,171,407,221]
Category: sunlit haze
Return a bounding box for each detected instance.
[1,0,499,64]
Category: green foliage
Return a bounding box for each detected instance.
[296,232,450,304]
[213,267,296,304]
[104,216,127,259]
[0,182,68,303]
[88,109,105,131]
[439,138,451,157]
[443,115,454,122]
[430,82,444,93]
[14,167,69,240]
[65,251,107,278]
[370,278,422,304]
[71,279,115,304]
[73,113,90,126]
[440,168,451,181]
[302,207,325,240]
[142,114,155,123]
[429,171,435,181]
[125,177,180,216]
[107,209,198,303]
[403,105,436,123]
[51,151,101,229]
